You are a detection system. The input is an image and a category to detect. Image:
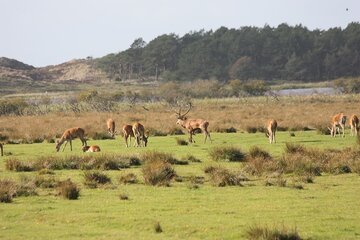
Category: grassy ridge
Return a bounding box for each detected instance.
[0,131,360,239]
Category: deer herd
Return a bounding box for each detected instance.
[0,109,358,156]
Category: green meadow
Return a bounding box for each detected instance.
[1,131,360,239]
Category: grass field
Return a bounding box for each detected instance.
[1,131,360,239]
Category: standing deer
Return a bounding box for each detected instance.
[349,114,359,136]
[0,143,3,156]
[82,145,101,152]
[132,122,148,147]
[265,119,277,144]
[329,113,347,137]
[175,104,211,144]
[107,118,116,138]
[55,127,87,152]
[122,124,135,147]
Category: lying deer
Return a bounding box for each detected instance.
[55,127,87,152]
[107,118,116,138]
[82,145,101,152]
[132,122,148,147]
[175,103,211,144]
[265,119,277,144]
[122,124,135,147]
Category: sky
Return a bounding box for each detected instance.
[0,0,359,67]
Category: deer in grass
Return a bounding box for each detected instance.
[132,122,148,147]
[349,114,359,136]
[0,143,3,156]
[265,119,277,144]
[82,145,101,152]
[55,127,87,152]
[328,113,347,137]
[122,124,135,147]
[107,118,116,138]
[175,103,211,144]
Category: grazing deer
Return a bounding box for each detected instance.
[122,124,135,147]
[107,118,116,138]
[132,122,148,147]
[329,113,347,137]
[55,127,87,152]
[265,119,277,144]
[0,143,3,156]
[175,104,211,144]
[349,114,359,136]
[82,145,101,152]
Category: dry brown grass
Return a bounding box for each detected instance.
[0,95,359,141]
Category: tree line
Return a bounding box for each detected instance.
[95,22,360,82]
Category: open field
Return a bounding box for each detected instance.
[1,131,360,240]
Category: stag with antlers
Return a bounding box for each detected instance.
[329,113,347,137]
[175,103,211,144]
[55,127,87,152]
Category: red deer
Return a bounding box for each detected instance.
[55,127,87,152]
[265,119,277,144]
[82,145,101,152]
[350,114,359,136]
[107,118,116,138]
[0,143,3,156]
[132,122,148,147]
[122,124,135,147]
[175,103,211,144]
[329,113,347,137]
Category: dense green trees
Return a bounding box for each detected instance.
[96,22,360,82]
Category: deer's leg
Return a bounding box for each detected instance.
[124,135,128,147]
[273,131,276,143]
[342,125,345,137]
[0,144,3,156]
[70,140,73,151]
[62,141,68,152]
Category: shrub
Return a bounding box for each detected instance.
[16,175,37,197]
[246,225,302,240]
[0,179,17,203]
[265,175,287,187]
[57,179,80,200]
[284,143,305,154]
[244,157,277,176]
[246,126,258,133]
[204,166,243,187]
[142,160,176,186]
[34,175,57,188]
[168,128,184,135]
[209,146,246,162]
[118,173,138,184]
[141,151,188,165]
[83,171,111,188]
[248,146,272,160]
[5,158,35,172]
[90,132,114,140]
[183,154,202,163]
[119,193,129,200]
[154,222,163,233]
[175,138,188,146]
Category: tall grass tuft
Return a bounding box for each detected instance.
[141,151,188,165]
[142,159,176,186]
[0,179,17,203]
[204,166,243,187]
[118,173,138,184]
[83,171,112,188]
[56,179,80,200]
[209,146,246,162]
[246,224,302,240]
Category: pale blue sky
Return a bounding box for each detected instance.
[0,0,359,67]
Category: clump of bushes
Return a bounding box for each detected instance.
[175,138,188,146]
[57,179,80,200]
[204,166,244,187]
[248,146,272,160]
[118,173,138,184]
[142,159,176,186]
[0,179,17,203]
[246,225,302,240]
[141,151,188,165]
[83,171,112,188]
[209,146,246,162]
[5,158,35,172]
[119,193,129,200]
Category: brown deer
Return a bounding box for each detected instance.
[82,145,101,152]
[349,114,359,136]
[175,104,211,144]
[107,118,116,138]
[0,143,3,156]
[329,113,347,137]
[122,124,135,147]
[265,119,277,144]
[132,122,148,147]
[55,127,87,152]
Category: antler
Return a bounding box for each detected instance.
[181,103,192,117]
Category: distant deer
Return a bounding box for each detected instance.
[265,119,277,144]
[55,127,87,152]
[329,113,347,137]
[175,103,211,144]
[122,124,135,147]
[132,122,148,147]
[107,118,116,138]
[82,145,101,152]
[349,114,359,136]
[0,143,3,156]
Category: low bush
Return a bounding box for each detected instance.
[119,193,129,200]
[246,225,302,240]
[168,128,184,135]
[5,158,34,172]
[204,166,243,187]
[16,175,37,197]
[57,179,80,200]
[141,151,188,165]
[154,222,163,233]
[0,179,17,203]
[209,146,246,162]
[118,173,138,184]
[83,171,111,188]
[248,146,272,160]
[142,159,176,186]
[183,154,202,163]
[175,138,188,146]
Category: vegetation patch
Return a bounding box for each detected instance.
[142,159,176,186]
[141,151,188,165]
[83,171,112,188]
[246,224,302,240]
[118,173,138,185]
[0,179,17,203]
[56,179,80,200]
[209,146,246,162]
[204,166,244,187]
